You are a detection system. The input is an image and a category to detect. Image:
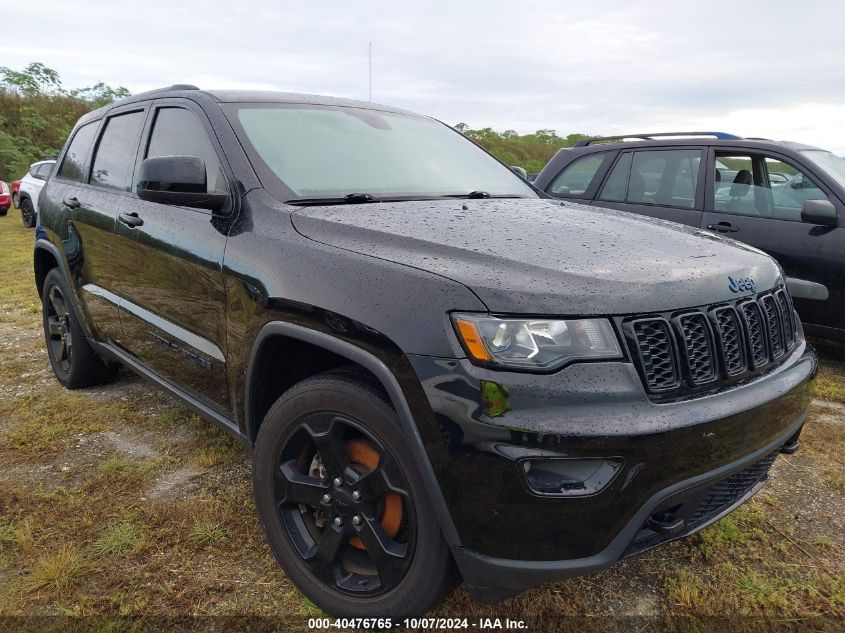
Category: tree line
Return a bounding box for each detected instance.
[0,63,130,181]
[0,62,591,182]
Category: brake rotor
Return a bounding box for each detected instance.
[345,439,403,550]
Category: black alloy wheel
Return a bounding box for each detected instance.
[45,284,73,374]
[275,412,415,596]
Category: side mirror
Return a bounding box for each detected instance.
[510,166,528,180]
[801,199,838,226]
[137,155,228,212]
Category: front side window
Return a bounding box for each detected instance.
[223,103,536,201]
[714,153,831,221]
[547,153,606,198]
[58,122,98,182]
[90,111,146,191]
[36,163,53,180]
[144,107,225,191]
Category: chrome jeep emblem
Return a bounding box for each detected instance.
[728,275,756,293]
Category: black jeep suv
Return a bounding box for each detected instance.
[533,132,845,341]
[35,89,816,617]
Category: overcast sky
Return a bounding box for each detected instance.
[3,0,845,151]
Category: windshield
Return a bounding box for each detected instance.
[223,103,536,202]
[800,149,845,189]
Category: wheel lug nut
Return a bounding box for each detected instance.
[352,490,361,501]
[333,517,343,527]
[322,494,332,504]
[333,477,343,488]
[352,515,361,526]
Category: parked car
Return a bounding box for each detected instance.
[36,90,815,617]
[534,132,845,341]
[18,159,55,227]
[0,180,10,214]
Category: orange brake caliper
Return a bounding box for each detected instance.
[345,439,403,550]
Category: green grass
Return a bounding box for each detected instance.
[93,522,140,557]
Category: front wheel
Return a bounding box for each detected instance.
[253,371,457,617]
[21,197,35,228]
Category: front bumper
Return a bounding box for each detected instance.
[403,340,817,599]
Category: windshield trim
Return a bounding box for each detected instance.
[221,102,538,204]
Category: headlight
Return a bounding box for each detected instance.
[452,314,621,371]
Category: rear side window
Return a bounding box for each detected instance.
[598,152,633,202]
[144,107,225,191]
[547,153,606,197]
[58,122,98,182]
[599,149,701,208]
[90,111,146,191]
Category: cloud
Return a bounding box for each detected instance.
[2,0,844,150]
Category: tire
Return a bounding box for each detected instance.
[21,197,35,228]
[12,193,19,209]
[0,207,7,216]
[41,268,115,389]
[253,370,457,617]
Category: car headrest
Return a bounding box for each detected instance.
[730,170,752,197]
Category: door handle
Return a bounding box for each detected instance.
[62,196,81,209]
[118,212,144,228]
[706,222,738,233]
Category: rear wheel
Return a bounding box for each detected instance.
[253,371,456,617]
[21,197,35,228]
[0,207,7,216]
[42,269,115,389]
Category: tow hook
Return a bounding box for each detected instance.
[646,509,685,534]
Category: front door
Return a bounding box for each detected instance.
[701,149,844,332]
[110,102,233,413]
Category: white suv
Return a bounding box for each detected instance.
[18,159,55,228]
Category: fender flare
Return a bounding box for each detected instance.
[245,320,463,547]
[34,238,96,340]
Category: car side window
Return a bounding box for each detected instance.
[598,149,701,208]
[143,107,225,192]
[627,149,701,209]
[598,152,633,202]
[58,122,99,183]
[547,153,606,198]
[90,111,147,191]
[713,154,831,222]
[36,163,53,180]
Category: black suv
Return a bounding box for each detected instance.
[35,91,816,617]
[533,132,845,342]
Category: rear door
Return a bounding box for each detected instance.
[590,147,705,227]
[110,100,233,413]
[50,110,147,342]
[701,147,844,332]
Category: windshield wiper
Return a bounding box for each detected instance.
[286,193,382,206]
[442,191,527,200]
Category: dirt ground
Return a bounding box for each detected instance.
[0,207,843,632]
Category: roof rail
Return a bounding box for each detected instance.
[575,131,742,147]
[128,84,201,99]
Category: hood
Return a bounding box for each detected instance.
[290,198,782,315]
